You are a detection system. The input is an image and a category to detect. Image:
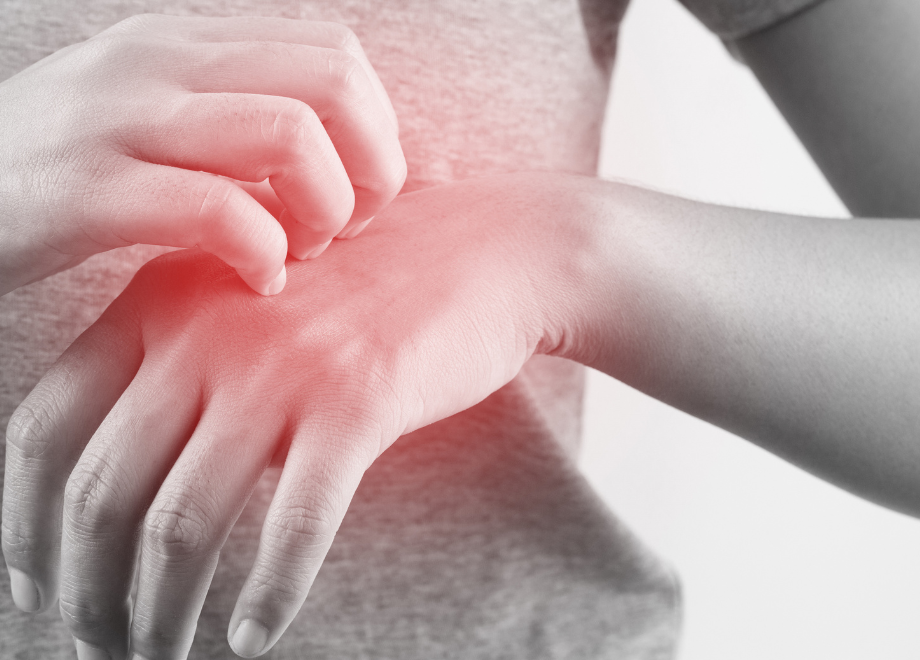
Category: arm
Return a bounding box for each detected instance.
[565,182,920,517]
[735,0,920,217]
[6,170,920,659]
[570,0,920,513]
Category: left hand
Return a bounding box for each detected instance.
[2,172,600,659]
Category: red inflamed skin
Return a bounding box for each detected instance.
[2,173,607,660]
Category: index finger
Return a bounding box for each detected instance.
[2,305,143,615]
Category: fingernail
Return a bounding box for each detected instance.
[336,217,373,239]
[74,638,112,660]
[9,567,40,612]
[231,619,269,657]
[260,266,286,296]
[304,239,332,260]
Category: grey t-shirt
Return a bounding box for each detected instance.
[0,0,824,657]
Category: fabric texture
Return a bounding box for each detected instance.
[678,0,829,40]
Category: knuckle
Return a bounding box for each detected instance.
[265,503,336,560]
[80,30,160,80]
[109,13,163,35]
[267,103,320,157]
[324,23,363,56]
[63,456,122,534]
[367,153,408,202]
[247,561,306,603]
[294,322,387,395]
[323,50,363,100]
[86,29,137,59]
[58,589,120,634]
[1,517,41,564]
[142,492,213,560]
[6,398,59,462]
[196,180,245,234]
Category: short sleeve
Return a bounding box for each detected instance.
[677,0,830,40]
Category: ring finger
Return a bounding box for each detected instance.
[127,399,283,660]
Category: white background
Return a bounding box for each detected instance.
[579,0,920,658]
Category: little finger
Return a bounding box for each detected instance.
[226,417,379,657]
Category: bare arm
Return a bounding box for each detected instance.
[735,0,920,217]
[568,0,920,514]
[565,182,920,517]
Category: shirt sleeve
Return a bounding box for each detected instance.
[677,0,830,40]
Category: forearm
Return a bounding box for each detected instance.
[553,179,920,515]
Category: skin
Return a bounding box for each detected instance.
[736,0,920,218]
[6,0,920,658]
[0,14,406,297]
[4,173,585,659]
[10,168,920,659]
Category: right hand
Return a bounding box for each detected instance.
[0,14,406,296]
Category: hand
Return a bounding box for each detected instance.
[0,14,406,297]
[1,172,599,659]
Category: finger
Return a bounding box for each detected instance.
[90,161,288,296]
[227,417,379,658]
[226,178,284,220]
[280,212,371,259]
[335,216,373,240]
[278,209,332,260]
[112,15,400,134]
[2,305,143,615]
[178,39,406,240]
[133,93,355,257]
[58,366,200,659]
[128,402,280,660]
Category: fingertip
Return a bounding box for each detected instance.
[248,266,286,297]
[74,637,112,660]
[266,266,287,296]
[290,239,332,261]
[8,566,41,613]
[336,217,373,240]
[305,240,332,259]
[230,619,270,658]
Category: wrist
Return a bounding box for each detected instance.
[529,175,631,370]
